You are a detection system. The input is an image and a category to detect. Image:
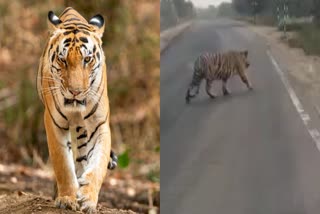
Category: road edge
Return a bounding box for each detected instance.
[160,21,193,54]
[245,21,320,154]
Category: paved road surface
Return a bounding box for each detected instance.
[161,19,320,214]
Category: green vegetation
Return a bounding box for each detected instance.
[287,23,320,56]
[118,150,130,169]
[230,0,320,57]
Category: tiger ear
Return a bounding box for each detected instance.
[48,11,62,32]
[89,14,105,38]
[243,50,248,58]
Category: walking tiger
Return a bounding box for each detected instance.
[37,7,117,213]
[186,50,252,103]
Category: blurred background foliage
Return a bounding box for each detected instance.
[0,0,159,183]
[160,0,195,30]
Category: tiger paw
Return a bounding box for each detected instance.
[55,195,79,211]
[77,186,98,214]
[108,150,118,170]
[223,89,230,96]
[208,94,216,99]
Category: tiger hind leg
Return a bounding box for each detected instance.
[222,79,230,96]
[186,84,200,104]
[206,79,216,99]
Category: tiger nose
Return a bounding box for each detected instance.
[69,89,81,96]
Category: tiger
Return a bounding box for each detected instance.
[185,50,252,103]
[37,7,117,213]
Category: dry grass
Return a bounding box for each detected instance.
[0,0,159,182]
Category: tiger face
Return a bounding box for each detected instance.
[240,50,250,68]
[47,11,105,111]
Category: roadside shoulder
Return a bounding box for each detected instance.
[249,24,320,139]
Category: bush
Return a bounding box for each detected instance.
[287,23,320,56]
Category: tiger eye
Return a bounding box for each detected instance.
[84,56,91,63]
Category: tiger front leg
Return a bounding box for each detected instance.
[206,79,216,99]
[222,79,230,96]
[76,123,111,213]
[239,72,253,90]
[44,110,79,211]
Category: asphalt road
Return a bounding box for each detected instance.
[161,19,320,214]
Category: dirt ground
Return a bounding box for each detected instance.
[0,164,159,214]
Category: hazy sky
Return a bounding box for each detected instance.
[190,0,231,8]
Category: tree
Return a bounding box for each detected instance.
[313,0,320,25]
[160,0,179,29]
[172,0,195,18]
[232,0,268,15]
[232,0,250,14]
[217,2,237,17]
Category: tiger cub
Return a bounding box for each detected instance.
[186,50,252,103]
[37,7,116,213]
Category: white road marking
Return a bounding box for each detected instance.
[267,50,320,151]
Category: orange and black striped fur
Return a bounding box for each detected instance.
[37,7,116,213]
[186,50,252,103]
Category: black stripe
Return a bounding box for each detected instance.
[62,13,76,19]
[76,126,82,132]
[74,23,91,28]
[77,142,87,149]
[92,63,100,72]
[96,52,100,60]
[63,22,89,29]
[64,38,72,43]
[63,31,73,35]
[90,78,95,86]
[63,29,90,35]
[64,18,81,22]
[88,115,108,142]
[51,65,61,71]
[49,44,53,52]
[77,132,87,140]
[48,81,68,121]
[78,26,91,31]
[51,52,55,62]
[45,100,69,131]
[60,7,73,16]
[93,45,96,53]
[73,29,80,34]
[84,83,104,120]
[67,141,71,151]
[78,114,108,150]
[79,37,88,43]
[80,44,87,50]
[87,144,95,159]
[81,30,90,35]
[76,155,87,162]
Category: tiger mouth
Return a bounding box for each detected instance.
[64,98,86,106]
